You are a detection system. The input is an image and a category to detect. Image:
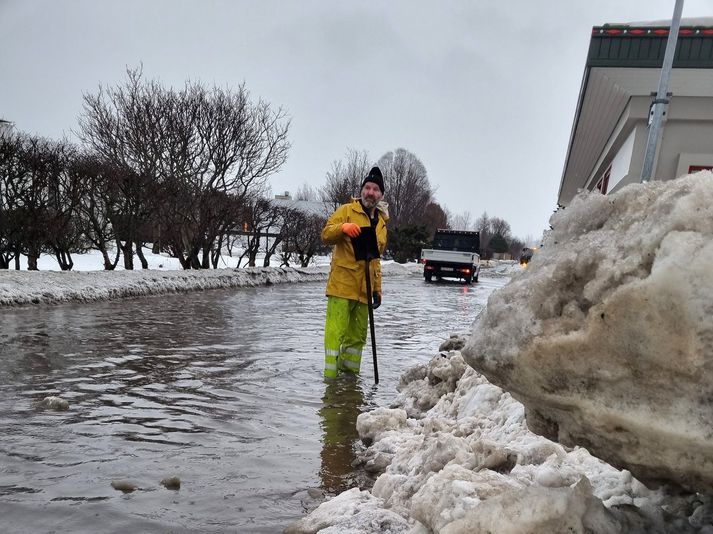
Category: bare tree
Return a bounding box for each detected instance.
[238,194,284,268]
[261,204,291,267]
[508,237,526,258]
[74,155,121,270]
[423,201,448,240]
[44,143,90,271]
[0,134,83,270]
[449,210,473,231]
[78,67,291,269]
[475,211,492,256]
[472,212,520,259]
[490,217,511,239]
[0,132,22,268]
[376,148,433,229]
[319,148,371,212]
[441,206,453,230]
[14,136,56,270]
[78,70,165,269]
[294,182,318,201]
[207,192,246,269]
[281,209,328,267]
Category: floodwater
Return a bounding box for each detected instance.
[0,270,506,533]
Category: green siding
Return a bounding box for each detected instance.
[588,30,713,68]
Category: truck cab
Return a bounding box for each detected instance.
[421,229,481,284]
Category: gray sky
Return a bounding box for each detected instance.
[1,0,711,239]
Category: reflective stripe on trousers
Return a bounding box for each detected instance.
[324,296,368,378]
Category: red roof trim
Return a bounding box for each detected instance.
[592,26,713,37]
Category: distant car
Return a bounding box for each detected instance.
[519,247,534,265]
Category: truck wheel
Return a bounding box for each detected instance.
[464,275,472,285]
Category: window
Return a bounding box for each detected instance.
[596,167,611,195]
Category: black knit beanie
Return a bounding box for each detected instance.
[361,166,384,194]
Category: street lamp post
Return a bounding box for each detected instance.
[640,0,685,183]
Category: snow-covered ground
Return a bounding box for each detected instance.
[0,249,423,306]
[287,350,687,534]
[0,246,516,308]
[8,246,331,272]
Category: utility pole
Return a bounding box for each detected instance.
[640,0,685,183]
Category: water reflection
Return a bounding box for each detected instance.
[318,377,365,495]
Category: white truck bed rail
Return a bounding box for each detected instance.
[421,248,480,284]
[421,249,479,263]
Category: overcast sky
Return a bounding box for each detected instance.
[1,0,711,239]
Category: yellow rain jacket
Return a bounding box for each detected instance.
[321,199,388,304]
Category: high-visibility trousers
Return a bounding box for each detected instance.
[324,296,368,378]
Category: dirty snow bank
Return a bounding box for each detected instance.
[288,347,705,533]
[463,172,713,493]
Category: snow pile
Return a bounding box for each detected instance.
[479,260,521,278]
[0,262,411,307]
[0,266,326,306]
[289,349,703,533]
[463,172,713,493]
[284,488,410,534]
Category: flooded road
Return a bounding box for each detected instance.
[0,270,507,533]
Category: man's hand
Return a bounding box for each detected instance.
[372,292,381,309]
[341,223,361,238]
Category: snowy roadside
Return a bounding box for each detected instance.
[0,261,422,307]
[286,174,713,533]
[0,251,517,308]
[286,347,689,534]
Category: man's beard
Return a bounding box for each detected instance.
[361,196,378,209]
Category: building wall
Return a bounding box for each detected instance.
[609,123,649,195]
[593,96,713,195]
[655,97,713,179]
[0,121,13,137]
[585,97,649,194]
[676,151,713,176]
[657,122,713,178]
[607,127,637,192]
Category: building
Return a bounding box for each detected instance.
[271,192,331,218]
[558,18,713,206]
[0,119,14,137]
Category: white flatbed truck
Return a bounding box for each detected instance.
[421,229,481,284]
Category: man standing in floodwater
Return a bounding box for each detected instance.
[320,166,388,379]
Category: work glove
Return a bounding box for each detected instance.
[341,222,361,238]
[372,292,381,309]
